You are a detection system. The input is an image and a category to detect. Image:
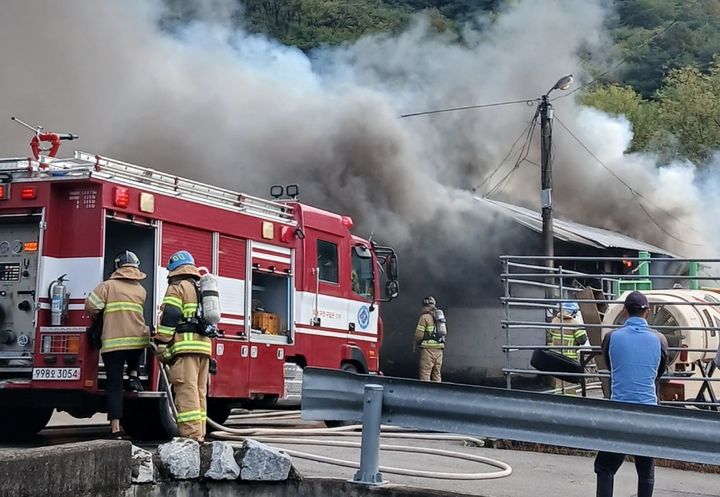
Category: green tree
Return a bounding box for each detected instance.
[655,59,720,163]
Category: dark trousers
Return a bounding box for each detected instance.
[595,451,655,497]
[102,349,141,420]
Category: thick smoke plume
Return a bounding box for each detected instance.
[1,0,713,374]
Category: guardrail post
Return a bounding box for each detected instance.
[352,384,384,485]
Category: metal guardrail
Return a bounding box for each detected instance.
[301,368,720,470]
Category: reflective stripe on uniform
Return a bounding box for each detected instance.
[162,340,212,359]
[182,303,198,318]
[548,328,587,360]
[157,325,175,337]
[176,409,204,423]
[87,292,105,310]
[102,336,150,352]
[104,301,144,314]
[162,296,183,309]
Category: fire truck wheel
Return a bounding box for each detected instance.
[206,400,232,425]
[0,406,53,441]
[122,398,179,441]
[243,395,279,410]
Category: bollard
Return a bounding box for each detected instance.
[352,384,384,485]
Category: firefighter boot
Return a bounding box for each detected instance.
[637,479,654,497]
[596,474,614,497]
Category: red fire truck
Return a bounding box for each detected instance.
[0,142,398,439]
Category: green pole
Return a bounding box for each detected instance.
[689,261,699,290]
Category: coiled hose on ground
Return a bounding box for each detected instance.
[207,413,513,480]
[157,361,512,480]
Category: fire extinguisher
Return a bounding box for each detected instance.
[49,274,69,326]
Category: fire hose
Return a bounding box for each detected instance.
[155,360,512,481]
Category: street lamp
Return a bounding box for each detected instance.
[539,74,573,269]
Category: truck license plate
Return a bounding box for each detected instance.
[32,368,81,381]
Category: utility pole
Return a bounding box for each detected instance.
[539,75,573,304]
[540,94,554,268]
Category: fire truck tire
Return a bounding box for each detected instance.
[242,395,279,410]
[122,398,179,441]
[207,400,232,425]
[0,406,53,441]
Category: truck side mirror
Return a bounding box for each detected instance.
[385,280,399,300]
[386,254,398,281]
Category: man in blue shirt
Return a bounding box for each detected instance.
[595,291,668,497]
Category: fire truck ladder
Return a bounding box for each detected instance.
[0,152,296,224]
[76,152,296,224]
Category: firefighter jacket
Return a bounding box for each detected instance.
[85,266,150,353]
[415,306,444,349]
[155,265,212,360]
[547,314,588,362]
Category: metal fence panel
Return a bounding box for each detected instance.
[302,367,720,465]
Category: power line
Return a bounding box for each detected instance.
[399,98,535,119]
[553,0,702,101]
[472,111,537,193]
[486,111,539,197]
[553,115,702,246]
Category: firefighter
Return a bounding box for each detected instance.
[85,250,150,440]
[414,296,444,382]
[547,301,588,392]
[154,250,212,441]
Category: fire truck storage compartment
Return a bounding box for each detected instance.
[101,218,156,379]
[0,216,40,367]
[251,271,290,338]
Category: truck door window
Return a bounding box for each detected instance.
[351,247,374,301]
[317,240,338,284]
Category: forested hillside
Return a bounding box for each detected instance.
[165,0,720,165]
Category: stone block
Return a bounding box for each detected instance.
[156,437,200,480]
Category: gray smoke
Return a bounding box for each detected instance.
[0,0,712,376]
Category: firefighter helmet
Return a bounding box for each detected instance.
[114,250,140,269]
[423,296,436,307]
[168,250,195,271]
[559,301,580,317]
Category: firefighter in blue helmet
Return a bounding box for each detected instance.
[154,250,211,441]
[547,301,588,392]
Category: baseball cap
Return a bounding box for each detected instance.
[624,291,649,311]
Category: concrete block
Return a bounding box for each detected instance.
[0,440,131,497]
[237,438,292,481]
[156,437,200,480]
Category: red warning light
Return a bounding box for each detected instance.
[113,187,129,208]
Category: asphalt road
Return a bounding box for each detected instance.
[4,410,717,497]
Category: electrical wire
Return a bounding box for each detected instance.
[553,0,702,101]
[399,98,535,119]
[485,109,539,197]
[553,114,702,246]
[472,113,537,193]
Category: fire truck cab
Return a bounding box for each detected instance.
[0,150,398,439]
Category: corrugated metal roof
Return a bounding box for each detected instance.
[475,197,679,257]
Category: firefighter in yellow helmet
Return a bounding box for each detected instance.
[154,250,212,441]
[414,296,444,382]
[85,250,150,440]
